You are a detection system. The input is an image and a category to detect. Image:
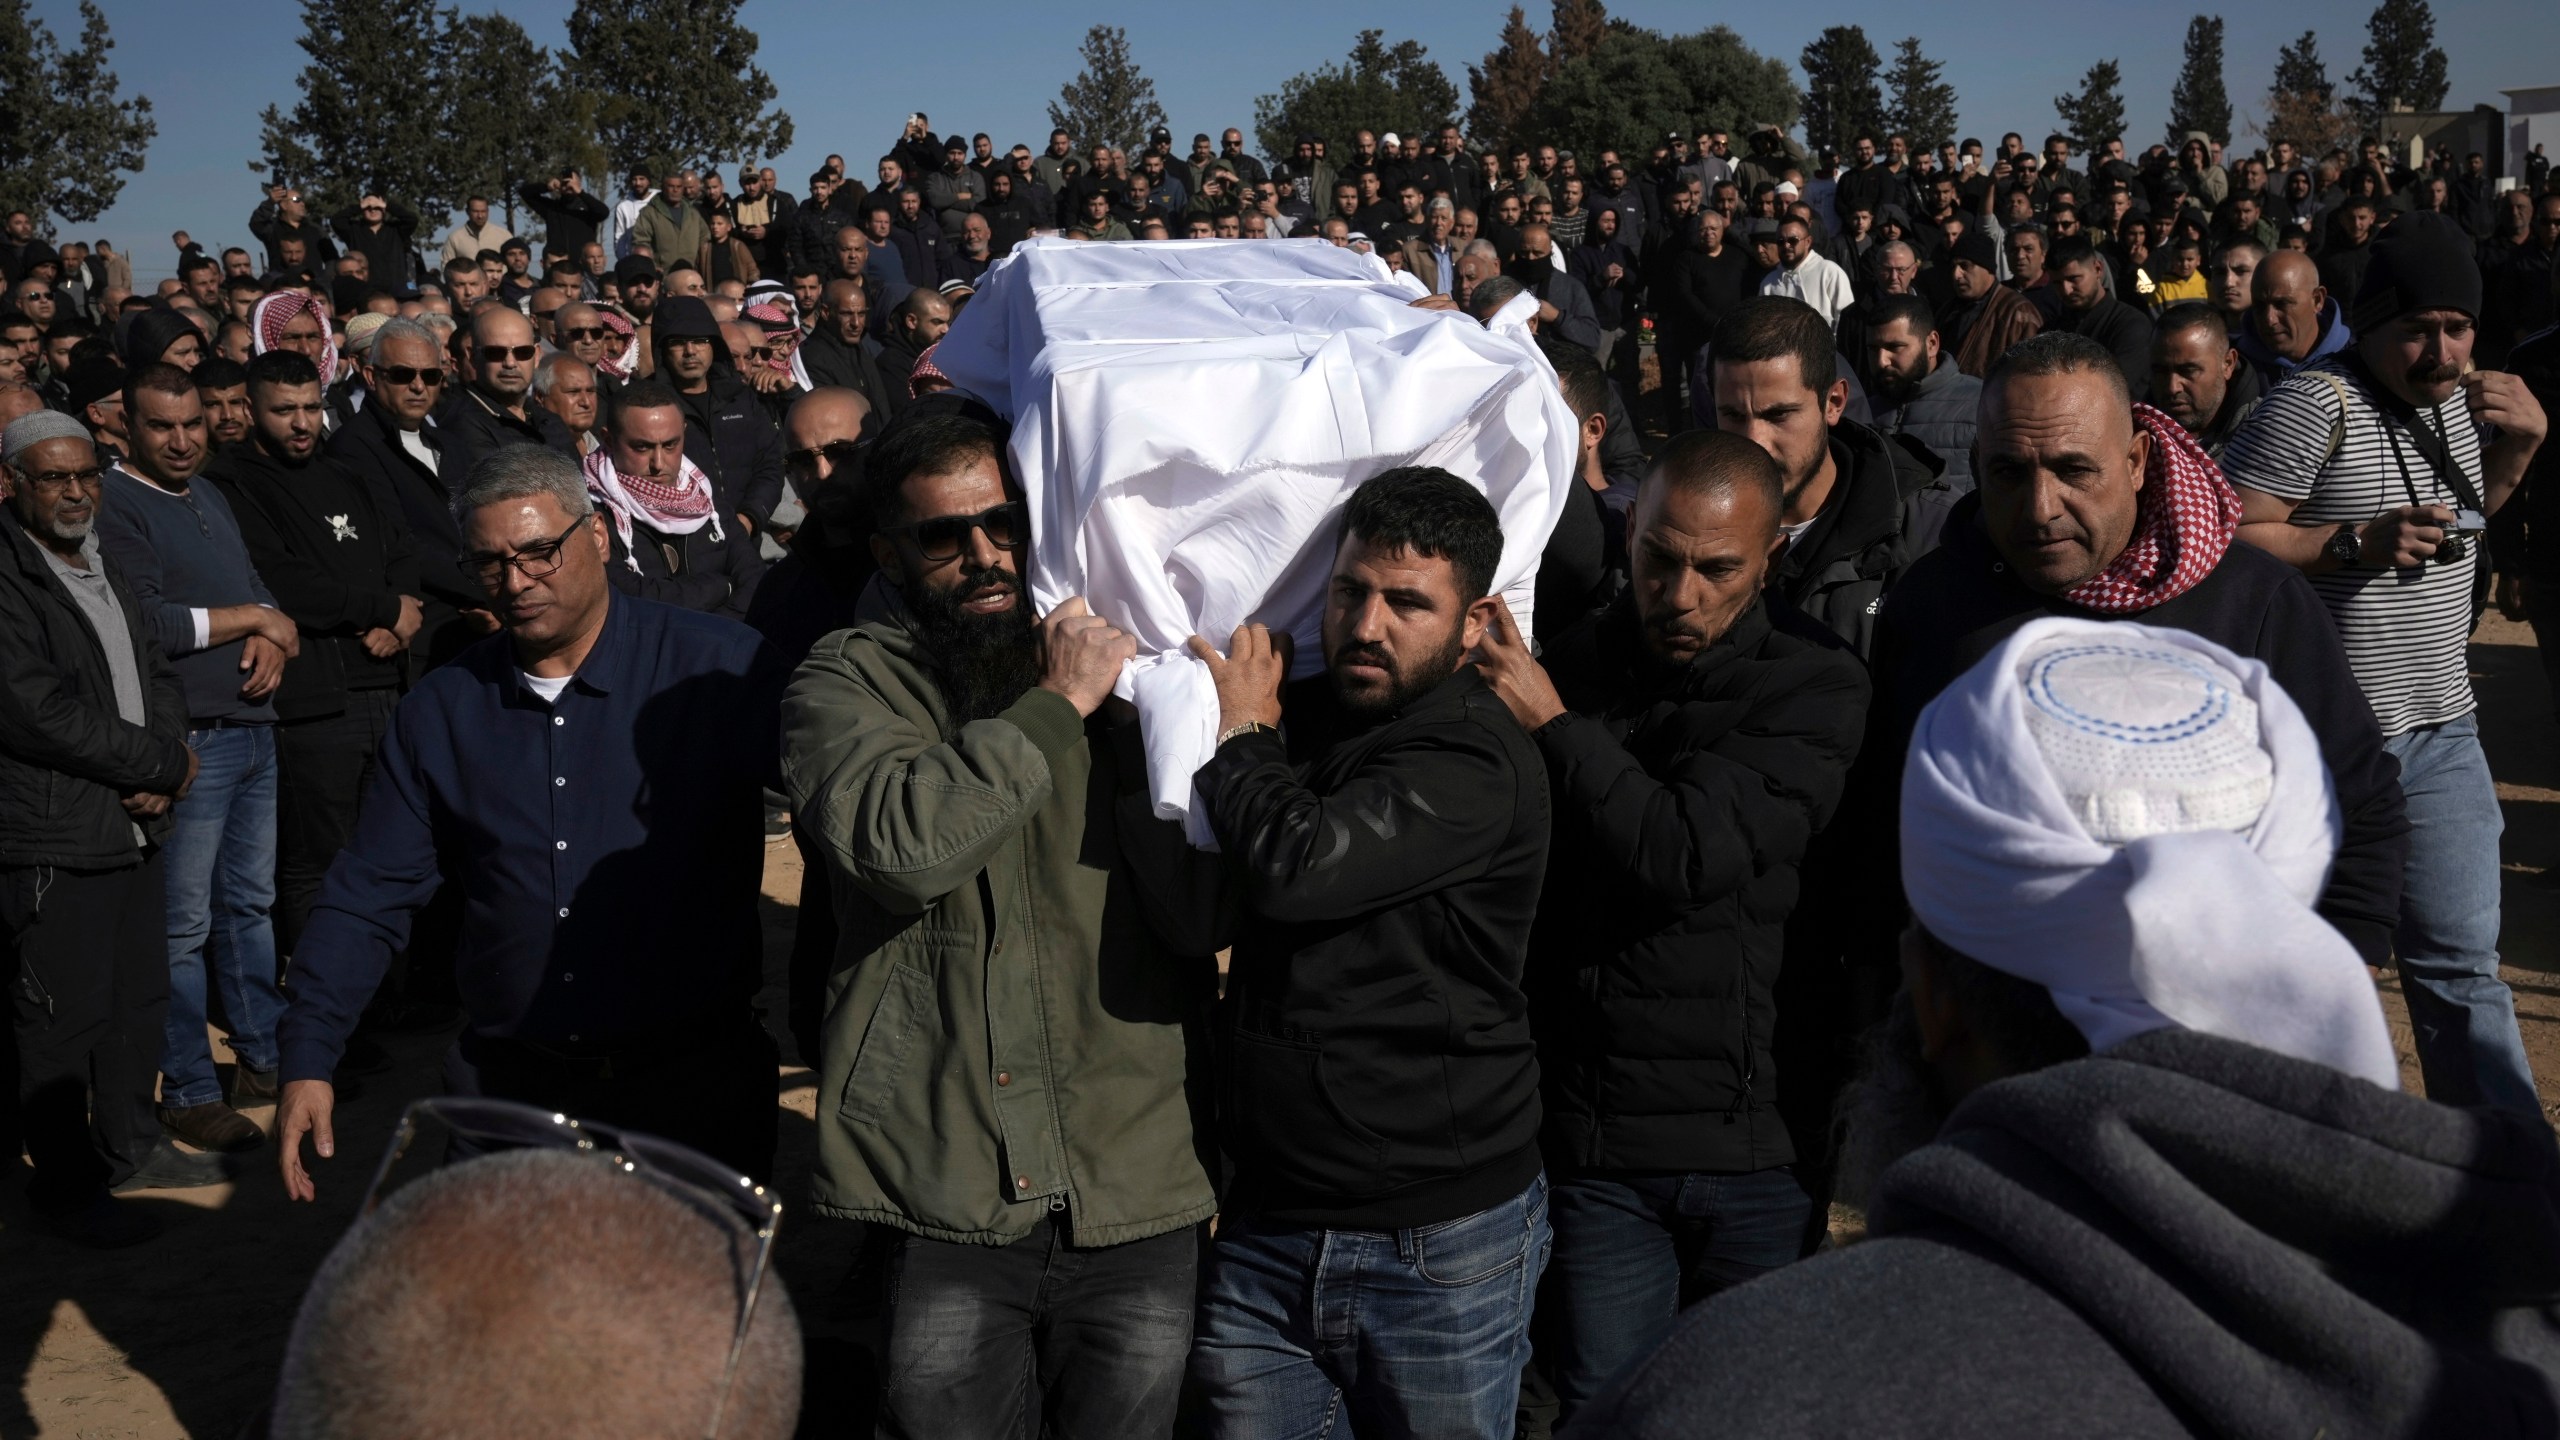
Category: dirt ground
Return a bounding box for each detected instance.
[3,618,2556,1438]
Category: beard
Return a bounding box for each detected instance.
[1831,991,1953,1219]
[906,565,1041,726]
[1331,624,1466,724]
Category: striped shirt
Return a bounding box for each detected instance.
[2219,356,2479,736]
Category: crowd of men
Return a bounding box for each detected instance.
[3,105,2560,1438]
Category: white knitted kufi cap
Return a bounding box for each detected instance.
[2018,638,2272,845]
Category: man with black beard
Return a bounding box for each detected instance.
[1184,470,1553,1436]
[782,410,1224,1440]
[1571,624,2560,1438]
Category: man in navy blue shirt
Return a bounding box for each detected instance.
[274,445,789,1196]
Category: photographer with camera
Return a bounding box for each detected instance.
[326,188,420,294]
[520,168,609,261]
[2226,212,2549,1117]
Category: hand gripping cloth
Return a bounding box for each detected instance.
[1901,617,2399,1089]
[930,237,1580,842]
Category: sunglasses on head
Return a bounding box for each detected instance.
[374,364,443,387]
[478,344,539,363]
[881,501,1027,562]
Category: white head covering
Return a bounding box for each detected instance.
[1901,617,2399,1089]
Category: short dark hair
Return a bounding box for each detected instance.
[1985,330,2128,409]
[223,274,264,299]
[1710,297,1836,394]
[122,359,195,415]
[2045,234,2102,273]
[1870,293,1937,339]
[862,411,1007,535]
[178,253,219,280]
[612,376,683,415]
[1642,428,1782,520]
[193,356,248,391]
[1335,467,1503,604]
[2154,300,2229,347]
[442,257,480,282]
[1540,336,1609,422]
[245,348,322,394]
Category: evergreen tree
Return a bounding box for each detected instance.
[258,0,447,215]
[1048,25,1166,157]
[1548,0,1606,66]
[1799,25,1882,157]
[440,13,574,228]
[2345,0,2448,128]
[1881,36,1959,152]
[1262,30,1459,160]
[2264,30,2355,157]
[2165,16,2232,147]
[0,0,153,226]
[1465,7,1547,155]
[2054,59,2128,150]
[562,0,791,177]
[1526,24,1795,166]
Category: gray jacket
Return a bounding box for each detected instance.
[1868,355,1982,493]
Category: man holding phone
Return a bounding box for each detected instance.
[2225,213,2548,1116]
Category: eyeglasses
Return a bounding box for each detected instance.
[478,344,540,363]
[881,500,1027,561]
[362,1096,780,1440]
[21,465,102,492]
[560,326,609,342]
[373,365,443,388]
[458,514,590,586]
[783,438,866,484]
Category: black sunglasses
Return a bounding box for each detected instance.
[373,364,443,387]
[881,501,1027,562]
[478,344,539,363]
[783,437,866,482]
[560,326,609,342]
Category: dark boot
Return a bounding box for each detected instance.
[113,1137,237,1191]
[158,1100,266,1154]
[230,1063,281,1107]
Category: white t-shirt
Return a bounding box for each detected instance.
[519,670,572,705]
[398,426,439,474]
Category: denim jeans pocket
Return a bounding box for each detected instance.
[1411,1191,1537,1288]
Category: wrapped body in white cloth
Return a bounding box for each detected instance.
[929,237,1579,841]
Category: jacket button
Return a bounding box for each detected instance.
[996,1071,1011,1087]
[991,941,1002,955]
[1014,1175,1030,1191]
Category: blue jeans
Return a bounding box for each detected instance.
[1189,1175,1551,1440]
[1541,1167,1814,1420]
[2385,715,2536,1114]
[160,724,283,1107]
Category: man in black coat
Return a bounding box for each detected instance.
[431,305,576,488]
[1185,470,1553,1436]
[206,349,424,960]
[1865,333,2406,965]
[584,379,763,619]
[329,317,494,667]
[0,412,208,1244]
[798,280,895,418]
[2045,235,2155,403]
[1473,430,1867,1425]
[517,171,609,261]
[647,295,786,539]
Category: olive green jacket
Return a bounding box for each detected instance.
[781,587,1222,1246]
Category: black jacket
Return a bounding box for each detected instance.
[1771,417,1959,658]
[327,201,421,292]
[430,386,578,504]
[1197,670,1549,1229]
[1574,1030,2560,1439]
[0,509,191,867]
[799,327,897,417]
[206,439,421,721]
[1868,490,2409,962]
[673,374,787,533]
[600,510,765,620]
[1531,597,1868,1175]
[329,401,484,666]
[2503,326,2560,582]
[2056,295,2157,403]
[516,182,609,258]
[743,498,878,668]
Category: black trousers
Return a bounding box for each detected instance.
[3,856,168,1213]
[275,688,400,961]
[443,1020,780,1183]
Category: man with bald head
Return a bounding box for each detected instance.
[875,287,950,413]
[2236,249,2349,387]
[799,279,892,415]
[431,304,574,489]
[1866,331,2405,972]
[1471,429,1868,1420]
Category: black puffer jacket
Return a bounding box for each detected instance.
[1530,597,1869,1175]
[0,509,191,867]
[1773,416,1959,658]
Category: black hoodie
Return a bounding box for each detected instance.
[1571,1029,2560,1439]
[1770,415,1958,658]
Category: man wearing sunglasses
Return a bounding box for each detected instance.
[783,410,1223,1438]
[430,305,575,499]
[278,444,791,1198]
[330,318,494,668]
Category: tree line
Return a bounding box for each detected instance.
[0,0,2472,234]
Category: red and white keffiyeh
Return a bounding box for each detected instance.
[595,307,639,381]
[2063,404,2243,615]
[250,290,340,383]
[909,341,950,400]
[583,444,724,573]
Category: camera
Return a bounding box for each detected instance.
[2438,507,2488,565]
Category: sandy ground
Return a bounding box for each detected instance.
[3,617,2555,1438]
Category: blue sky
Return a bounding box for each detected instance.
[38,0,2555,279]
